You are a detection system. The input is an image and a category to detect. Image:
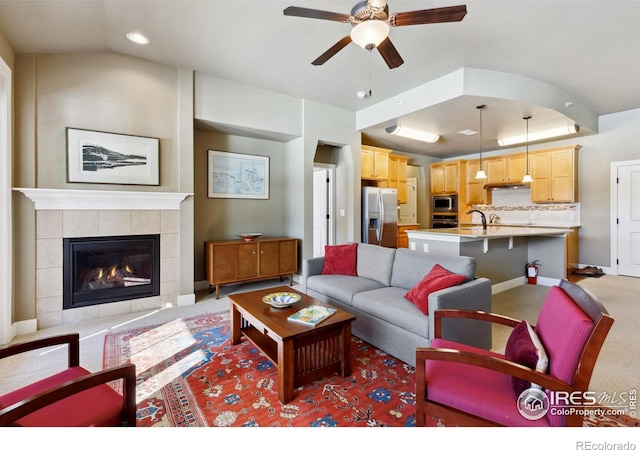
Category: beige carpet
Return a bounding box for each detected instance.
[492,275,639,398]
[1,277,637,402]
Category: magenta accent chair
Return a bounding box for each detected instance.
[0,333,136,426]
[415,279,614,427]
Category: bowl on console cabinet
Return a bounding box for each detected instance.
[236,232,262,242]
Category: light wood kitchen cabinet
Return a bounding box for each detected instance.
[567,227,580,272]
[361,145,391,181]
[466,159,491,205]
[530,145,580,203]
[387,154,410,203]
[430,161,460,194]
[205,237,298,298]
[397,224,419,248]
[485,154,528,184]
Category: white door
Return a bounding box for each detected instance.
[399,177,417,224]
[313,165,334,257]
[617,163,640,277]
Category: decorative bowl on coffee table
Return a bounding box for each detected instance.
[262,292,301,308]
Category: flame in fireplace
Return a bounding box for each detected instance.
[82,263,151,290]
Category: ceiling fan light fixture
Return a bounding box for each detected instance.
[498,124,579,147]
[385,125,439,143]
[350,20,390,49]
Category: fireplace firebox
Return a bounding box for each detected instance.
[63,234,160,309]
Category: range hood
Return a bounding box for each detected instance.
[484,182,530,190]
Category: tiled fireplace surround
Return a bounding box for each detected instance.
[20,189,190,329]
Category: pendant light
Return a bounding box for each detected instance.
[474,105,487,180]
[521,115,534,183]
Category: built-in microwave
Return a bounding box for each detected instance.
[432,194,458,213]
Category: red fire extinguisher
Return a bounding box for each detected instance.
[527,260,541,285]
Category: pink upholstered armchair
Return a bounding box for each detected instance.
[0,333,136,426]
[415,279,614,427]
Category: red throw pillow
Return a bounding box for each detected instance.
[322,243,358,276]
[505,320,549,397]
[404,264,466,315]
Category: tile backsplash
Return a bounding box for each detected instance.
[470,189,580,226]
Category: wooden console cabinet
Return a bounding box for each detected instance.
[205,237,298,298]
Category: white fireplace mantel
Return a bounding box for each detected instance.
[15,188,193,210]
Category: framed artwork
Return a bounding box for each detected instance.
[66,128,160,185]
[208,150,269,199]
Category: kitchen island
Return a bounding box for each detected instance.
[407,226,573,292]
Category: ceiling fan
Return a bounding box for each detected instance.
[283,0,467,69]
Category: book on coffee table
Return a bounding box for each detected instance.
[287,305,336,326]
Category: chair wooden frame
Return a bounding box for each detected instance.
[0,333,136,426]
[415,280,614,427]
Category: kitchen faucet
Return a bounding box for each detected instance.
[467,209,487,231]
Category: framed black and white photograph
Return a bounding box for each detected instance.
[66,128,160,185]
[208,150,269,199]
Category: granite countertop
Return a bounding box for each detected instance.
[407,225,573,239]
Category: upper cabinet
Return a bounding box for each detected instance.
[530,145,581,203]
[485,154,527,184]
[430,161,462,194]
[361,145,392,181]
[466,159,491,205]
[463,145,580,205]
[388,154,410,204]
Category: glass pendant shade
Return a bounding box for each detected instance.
[350,20,390,49]
[474,105,487,180]
[521,115,534,183]
[475,169,487,180]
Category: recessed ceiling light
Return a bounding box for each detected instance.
[459,129,479,136]
[126,32,149,45]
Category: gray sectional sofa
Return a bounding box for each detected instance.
[302,243,492,365]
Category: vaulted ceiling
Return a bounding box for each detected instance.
[0,0,638,157]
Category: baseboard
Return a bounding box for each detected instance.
[491,277,525,294]
[177,293,195,306]
[14,318,37,337]
[491,276,561,294]
[194,280,209,292]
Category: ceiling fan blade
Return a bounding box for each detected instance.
[390,5,467,27]
[312,36,352,66]
[283,6,351,23]
[377,38,404,69]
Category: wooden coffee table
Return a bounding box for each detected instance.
[228,286,356,404]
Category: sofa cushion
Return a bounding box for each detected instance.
[352,287,429,337]
[390,249,475,290]
[404,264,467,315]
[356,244,396,286]
[306,274,386,306]
[322,243,357,276]
[505,320,549,397]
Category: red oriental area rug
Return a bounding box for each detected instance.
[103,311,416,427]
[103,311,637,428]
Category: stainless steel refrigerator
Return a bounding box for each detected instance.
[362,187,398,248]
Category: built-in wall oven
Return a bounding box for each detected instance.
[431,214,459,228]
